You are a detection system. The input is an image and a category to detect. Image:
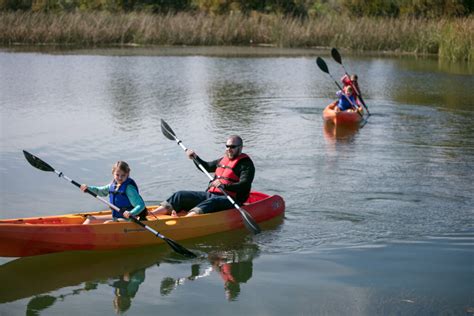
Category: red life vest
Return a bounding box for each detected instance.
[341,74,361,105]
[208,153,249,198]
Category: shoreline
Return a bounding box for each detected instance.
[0,44,440,59]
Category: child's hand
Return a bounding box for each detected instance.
[80,184,88,192]
[122,211,130,219]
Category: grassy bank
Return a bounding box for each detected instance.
[0,11,472,62]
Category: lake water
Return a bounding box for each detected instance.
[0,47,473,315]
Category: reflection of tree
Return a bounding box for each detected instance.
[208,80,264,134]
[390,57,473,110]
[106,63,145,132]
[26,282,98,316]
[110,268,146,314]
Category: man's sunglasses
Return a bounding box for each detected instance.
[226,144,241,149]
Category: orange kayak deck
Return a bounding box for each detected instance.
[0,191,285,257]
[322,103,364,125]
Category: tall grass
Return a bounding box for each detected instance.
[0,11,472,61]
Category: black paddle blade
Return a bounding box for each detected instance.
[240,209,261,234]
[316,57,329,74]
[160,119,177,141]
[331,48,342,64]
[23,150,55,172]
[163,237,197,258]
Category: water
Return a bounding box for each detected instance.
[0,47,473,315]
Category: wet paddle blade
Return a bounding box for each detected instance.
[161,119,177,141]
[316,57,329,74]
[131,217,197,258]
[240,209,261,234]
[163,237,197,258]
[23,150,55,172]
[331,48,342,64]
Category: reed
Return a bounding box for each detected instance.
[0,11,472,61]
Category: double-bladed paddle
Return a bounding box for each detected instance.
[22,150,197,258]
[316,56,364,119]
[331,48,371,116]
[160,119,261,235]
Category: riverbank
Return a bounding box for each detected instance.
[1,11,472,62]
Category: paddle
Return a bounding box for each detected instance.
[22,150,196,258]
[316,57,364,119]
[160,119,261,235]
[331,48,371,115]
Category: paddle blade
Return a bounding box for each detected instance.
[160,119,177,141]
[316,57,329,74]
[23,150,55,172]
[239,208,261,234]
[331,48,342,64]
[163,237,197,258]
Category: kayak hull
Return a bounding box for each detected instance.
[0,191,285,257]
[323,104,364,125]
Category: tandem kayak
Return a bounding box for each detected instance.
[0,191,285,257]
[322,103,365,125]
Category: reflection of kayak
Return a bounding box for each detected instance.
[323,120,360,142]
[0,246,162,304]
[0,191,285,257]
[322,103,364,125]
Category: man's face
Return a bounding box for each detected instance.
[225,138,242,160]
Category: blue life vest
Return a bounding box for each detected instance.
[337,94,356,111]
[109,178,139,219]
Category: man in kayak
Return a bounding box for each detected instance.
[152,135,255,217]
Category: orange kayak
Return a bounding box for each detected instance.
[0,191,285,257]
[322,103,364,125]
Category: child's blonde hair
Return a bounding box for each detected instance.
[112,161,130,174]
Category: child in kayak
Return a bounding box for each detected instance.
[342,74,363,106]
[81,161,147,224]
[328,86,361,112]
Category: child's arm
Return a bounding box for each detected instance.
[85,185,110,197]
[125,185,146,217]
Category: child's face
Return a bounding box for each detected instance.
[113,169,129,184]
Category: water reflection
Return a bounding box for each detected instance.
[159,246,258,301]
[322,121,360,145]
[0,220,282,311]
[110,268,146,314]
[390,57,473,110]
[26,282,98,316]
[0,245,166,306]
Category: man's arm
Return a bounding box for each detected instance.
[194,156,220,173]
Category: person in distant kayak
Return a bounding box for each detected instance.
[152,135,255,217]
[81,161,147,224]
[328,85,361,112]
[341,74,363,106]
